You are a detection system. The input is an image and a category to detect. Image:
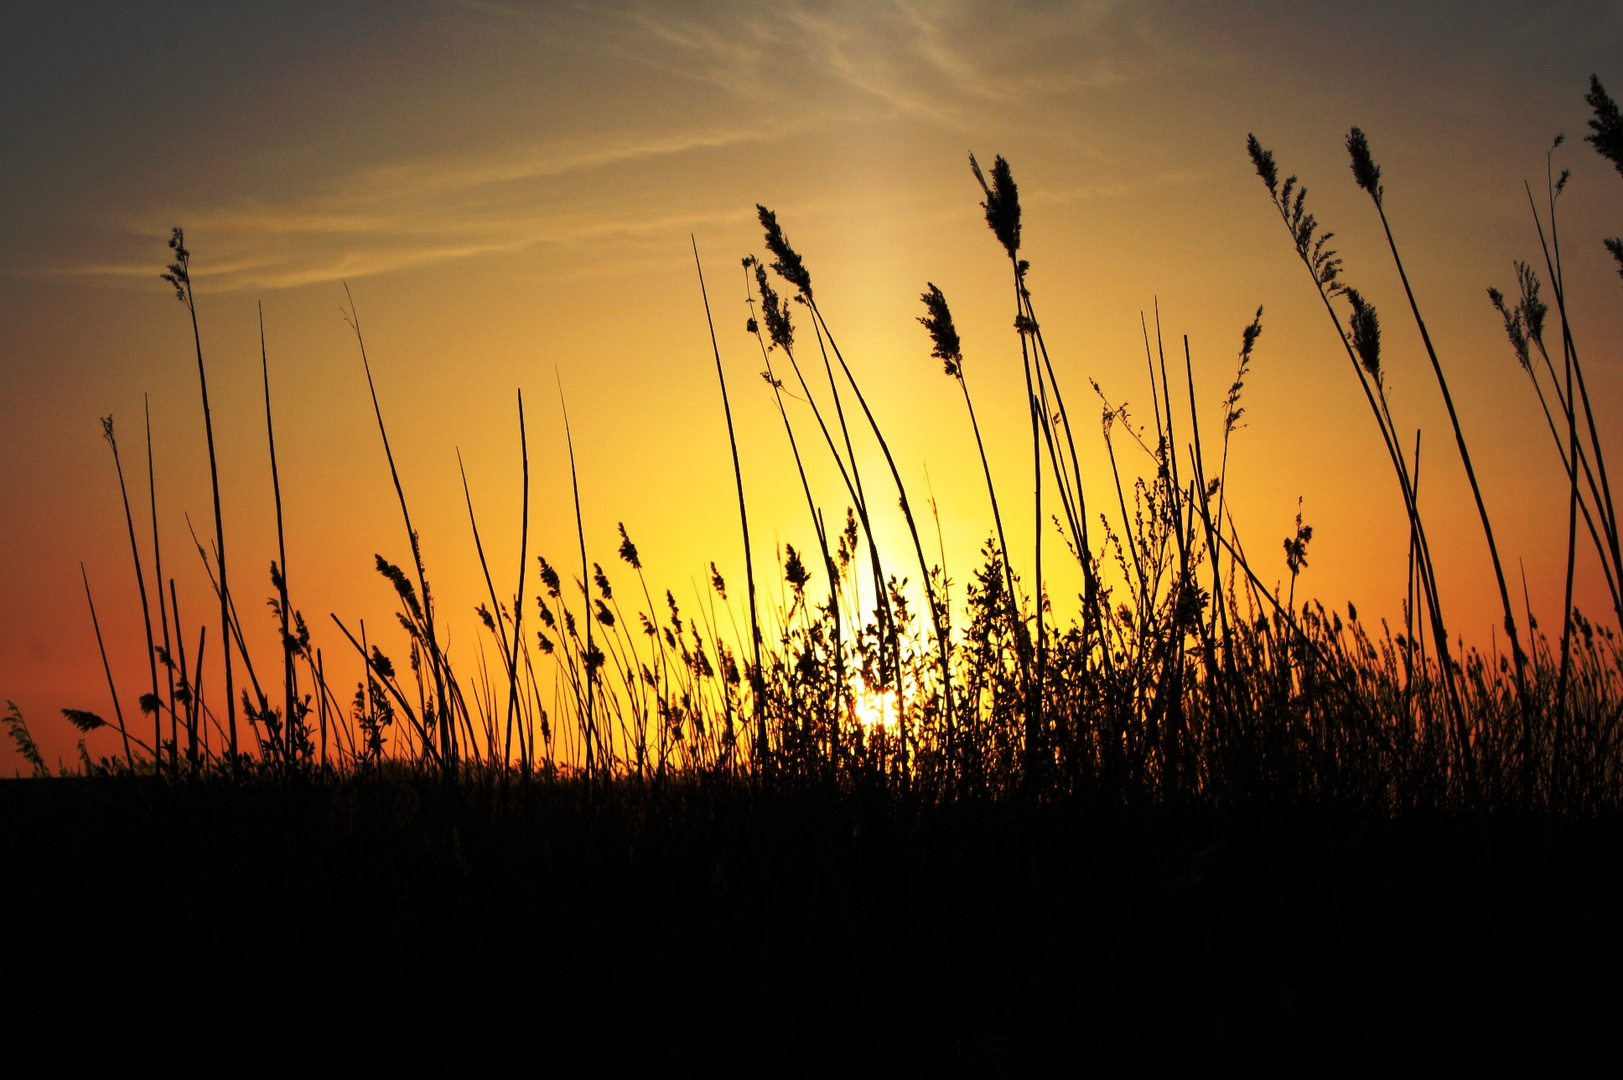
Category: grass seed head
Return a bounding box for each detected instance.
[1586,74,1623,179]
[784,544,810,591]
[1487,285,1531,372]
[62,708,106,733]
[1346,127,1384,205]
[374,555,423,621]
[754,263,794,352]
[1284,503,1313,574]
[756,205,812,298]
[1246,134,1279,198]
[5,702,48,777]
[918,283,963,377]
[1515,261,1547,349]
[1344,288,1382,383]
[617,523,641,570]
[1224,306,1264,435]
[1604,237,1623,281]
[537,556,561,597]
[160,226,191,302]
[970,153,1022,259]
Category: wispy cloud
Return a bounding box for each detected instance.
[590,0,1139,128]
[72,124,788,290]
[60,0,1164,290]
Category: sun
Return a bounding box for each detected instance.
[852,687,899,732]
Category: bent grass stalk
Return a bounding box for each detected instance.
[81,563,135,770]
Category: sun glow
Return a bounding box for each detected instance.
[852,688,899,733]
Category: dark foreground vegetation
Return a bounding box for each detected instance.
[6,775,1623,1069]
[8,79,1623,1067]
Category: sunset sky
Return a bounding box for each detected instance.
[2,0,1620,771]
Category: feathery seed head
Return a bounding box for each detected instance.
[1344,289,1382,382]
[1223,306,1264,435]
[160,226,191,302]
[1247,134,1279,198]
[918,283,964,377]
[784,544,810,591]
[1240,305,1264,357]
[970,153,1022,259]
[1346,127,1383,204]
[537,555,561,597]
[1488,286,1531,372]
[1284,503,1313,575]
[62,708,106,733]
[374,555,423,621]
[754,263,794,351]
[1515,262,1547,349]
[756,205,812,297]
[1604,237,1623,281]
[1586,75,1623,179]
[617,523,641,569]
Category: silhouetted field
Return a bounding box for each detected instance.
[5,776,1621,1068]
[8,77,1623,1066]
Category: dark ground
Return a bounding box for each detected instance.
[4,775,1619,1072]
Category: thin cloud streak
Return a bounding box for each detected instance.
[68,125,790,290]
[44,0,1183,291]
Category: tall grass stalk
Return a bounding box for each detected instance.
[754,208,927,756]
[748,249,900,751]
[557,383,601,784]
[144,398,177,772]
[1245,136,1474,784]
[919,283,1028,709]
[161,229,237,764]
[693,238,764,768]
[259,305,300,768]
[748,259,843,768]
[756,208,955,767]
[343,284,454,770]
[505,392,531,774]
[970,153,1048,783]
[81,564,135,771]
[99,415,162,770]
[1344,128,1534,743]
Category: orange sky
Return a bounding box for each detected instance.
[2,1,1621,772]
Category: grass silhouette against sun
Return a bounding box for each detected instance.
[9,77,1623,821]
